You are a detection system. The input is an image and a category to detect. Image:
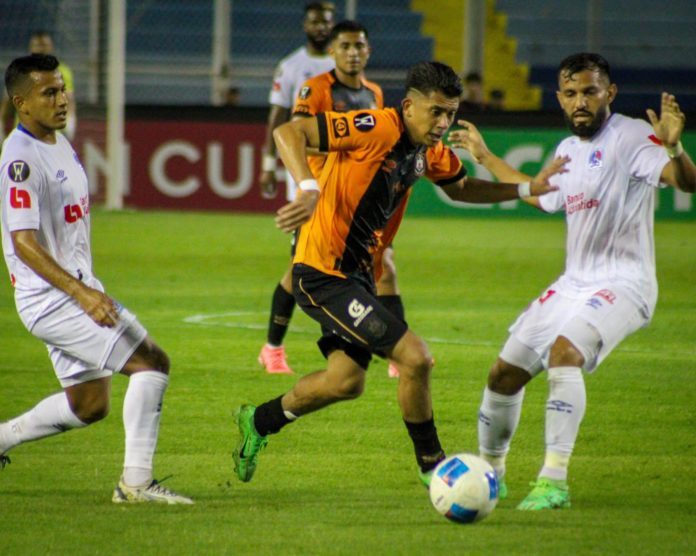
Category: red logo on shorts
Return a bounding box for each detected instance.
[539,289,556,304]
[593,289,616,304]
[9,187,31,209]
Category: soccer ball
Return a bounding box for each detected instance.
[429,453,499,524]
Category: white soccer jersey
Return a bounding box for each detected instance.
[1,126,96,328]
[268,46,335,109]
[539,114,670,313]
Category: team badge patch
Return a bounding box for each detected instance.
[353,112,375,132]
[588,149,603,169]
[8,160,30,182]
[414,153,426,176]
[299,86,311,100]
[332,117,349,138]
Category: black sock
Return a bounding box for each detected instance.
[377,294,405,322]
[404,417,445,473]
[254,395,293,436]
[267,284,296,346]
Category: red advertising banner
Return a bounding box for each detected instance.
[126,120,284,212]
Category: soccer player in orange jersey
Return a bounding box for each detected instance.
[259,21,401,378]
[233,61,568,486]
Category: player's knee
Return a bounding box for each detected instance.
[73,397,110,424]
[331,372,365,400]
[548,336,585,368]
[397,342,434,381]
[488,358,529,395]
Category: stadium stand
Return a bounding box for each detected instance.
[495,0,696,113]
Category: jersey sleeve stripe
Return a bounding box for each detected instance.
[317,114,329,153]
[435,165,467,186]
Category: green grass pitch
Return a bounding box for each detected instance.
[0,210,694,554]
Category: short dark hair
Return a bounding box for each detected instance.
[30,29,52,40]
[328,20,368,43]
[558,52,611,82]
[305,2,335,14]
[406,61,463,99]
[464,71,482,84]
[5,53,60,96]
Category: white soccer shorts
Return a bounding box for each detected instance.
[502,280,650,375]
[30,298,148,387]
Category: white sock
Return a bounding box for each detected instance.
[540,366,586,481]
[478,386,525,478]
[122,371,168,487]
[0,392,86,453]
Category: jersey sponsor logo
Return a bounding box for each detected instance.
[332,116,349,138]
[588,148,603,169]
[648,134,663,146]
[8,160,30,182]
[64,196,89,224]
[9,187,31,209]
[353,112,375,132]
[566,192,599,215]
[299,86,311,100]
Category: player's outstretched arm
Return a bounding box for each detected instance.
[648,92,696,193]
[449,120,531,183]
[11,229,120,328]
[441,156,568,204]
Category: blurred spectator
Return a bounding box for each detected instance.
[1,30,77,141]
[458,71,486,113]
[224,86,241,107]
[489,88,506,111]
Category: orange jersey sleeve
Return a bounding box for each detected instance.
[425,141,467,185]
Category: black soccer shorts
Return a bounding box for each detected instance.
[292,263,408,369]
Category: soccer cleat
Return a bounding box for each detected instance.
[112,478,193,505]
[418,468,433,488]
[233,404,268,482]
[516,477,570,510]
[387,362,400,378]
[258,344,294,374]
[497,475,508,500]
[0,454,10,470]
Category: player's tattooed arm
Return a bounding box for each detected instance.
[11,229,120,327]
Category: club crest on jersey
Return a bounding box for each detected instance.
[299,86,311,100]
[332,117,349,138]
[353,112,375,132]
[414,153,426,176]
[588,149,603,169]
[8,160,30,182]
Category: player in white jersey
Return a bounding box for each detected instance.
[450,52,695,510]
[0,54,192,504]
[256,2,335,374]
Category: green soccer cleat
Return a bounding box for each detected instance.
[497,475,508,500]
[516,477,570,510]
[418,468,433,488]
[233,404,268,482]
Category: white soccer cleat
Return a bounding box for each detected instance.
[112,478,194,505]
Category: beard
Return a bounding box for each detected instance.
[563,105,608,138]
[307,34,330,52]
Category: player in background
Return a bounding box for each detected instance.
[0,54,192,505]
[451,52,695,510]
[1,30,77,142]
[256,2,335,374]
[259,20,403,379]
[233,61,568,486]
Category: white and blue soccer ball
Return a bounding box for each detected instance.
[429,453,499,524]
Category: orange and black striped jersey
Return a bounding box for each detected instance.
[294,107,467,283]
[292,70,383,178]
